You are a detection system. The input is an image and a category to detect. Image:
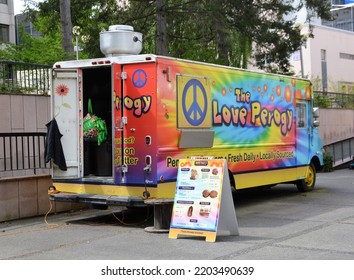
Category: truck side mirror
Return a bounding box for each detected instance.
[313,107,320,127]
[313,119,320,127]
[313,107,320,118]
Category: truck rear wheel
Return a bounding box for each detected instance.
[296,163,316,192]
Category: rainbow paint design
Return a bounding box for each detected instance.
[51,54,323,205]
[112,57,323,191]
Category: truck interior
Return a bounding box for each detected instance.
[82,66,113,178]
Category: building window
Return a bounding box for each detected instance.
[0,25,10,43]
[339,82,354,94]
[0,0,8,4]
[321,49,327,62]
[340,52,354,60]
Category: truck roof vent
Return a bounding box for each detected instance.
[100,25,142,57]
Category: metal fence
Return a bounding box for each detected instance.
[0,60,51,95]
[0,132,51,176]
[314,91,354,109]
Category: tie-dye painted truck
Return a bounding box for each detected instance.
[49,25,323,207]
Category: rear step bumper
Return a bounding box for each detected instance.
[49,193,145,207]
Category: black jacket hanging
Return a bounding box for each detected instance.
[45,118,67,171]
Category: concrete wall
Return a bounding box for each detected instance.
[0,94,78,222]
[0,94,51,177]
[0,175,80,222]
[0,94,50,133]
[319,108,354,145]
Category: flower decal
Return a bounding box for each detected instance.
[56,84,69,96]
[54,84,72,117]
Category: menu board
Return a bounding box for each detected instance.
[169,158,238,242]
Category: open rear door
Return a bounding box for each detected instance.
[52,69,81,179]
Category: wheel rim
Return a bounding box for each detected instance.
[305,166,315,187]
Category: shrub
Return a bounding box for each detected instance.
[323,152,333,172]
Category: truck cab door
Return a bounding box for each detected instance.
[295,100,311,166]
[51,69,82,179]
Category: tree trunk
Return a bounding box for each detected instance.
[156,0,168,56]
[212,0,229,65]
[59,0,74,59]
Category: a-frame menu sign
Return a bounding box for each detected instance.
[169,158,239,242]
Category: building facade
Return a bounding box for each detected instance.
[0,0,15,45]
[322,0,354,32]
[291,24,354,93]
[15,13,41,45]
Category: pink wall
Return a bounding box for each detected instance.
[319,108,354,145]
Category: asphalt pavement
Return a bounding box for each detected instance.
[0,168,354,260]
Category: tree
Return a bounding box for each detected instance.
[22,0,332,74]
[156,0,168,55]
[251,0,333,73]
[148,0,332,71]
[59,0,74,59]
[26,0,122,59]
[0,25,64,64]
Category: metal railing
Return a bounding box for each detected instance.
[314,91,354,109]
[0,132,51,176]
[324,137,354,167]
[0,60,51,95]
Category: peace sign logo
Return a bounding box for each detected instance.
[182,79,208,126]
[132,69,147,88]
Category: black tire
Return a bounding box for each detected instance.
[296,163,316,192]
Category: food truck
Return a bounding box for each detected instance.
[48,25,323,207]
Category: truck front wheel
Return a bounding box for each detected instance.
[296,163,316,192]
